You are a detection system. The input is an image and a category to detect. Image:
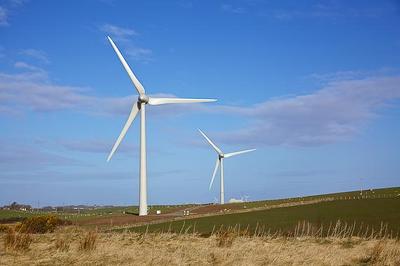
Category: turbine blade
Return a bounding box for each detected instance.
[209,158,220,190]
[107,36,145,95]
[148,97,216,105]
[107,102,140,162]
[198,129,223,155]
[224,149,256,158]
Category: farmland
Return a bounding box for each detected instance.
[1,187,400,265]
[1,187,399,231]
[127,198,400,236]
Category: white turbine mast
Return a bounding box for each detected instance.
[198,129,256,204]
[106,36,216,216]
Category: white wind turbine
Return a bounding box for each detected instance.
[198,129,256,204]
[106,36,216,216]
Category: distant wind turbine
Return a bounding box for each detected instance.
[198,129,256,204]
[106,36,216,216]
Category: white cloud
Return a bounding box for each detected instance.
[100,23,152,62]
[100,24,137,41]
[0,141,79,172]
[125,46,152,62]
[0,65,212,117]
[20,49,50,64]
[14,61,47,73]
[0,67,132,115]
[0,1,29,26]
[4,59,398,149]
[216,74,400,147]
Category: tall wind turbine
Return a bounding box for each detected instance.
[106,36,216,216]
[198,129,256,204]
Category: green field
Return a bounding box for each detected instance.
[1,187,399,231]
[128,198,400,236]
[210,186,400,211]
[0,207,137,222]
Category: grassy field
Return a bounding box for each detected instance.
[208,186,400,211]
[127,198,400,236]
[1,187,399,227]
[1,187,400,265]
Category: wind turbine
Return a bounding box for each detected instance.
[198,129,256,204]
[106,36,216,216]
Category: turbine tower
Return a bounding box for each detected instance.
[106,36,216,216]
[198,129,256,204]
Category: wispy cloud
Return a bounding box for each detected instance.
[100,24,137,41]
[306,68,399,83]
[0,64,213,117]
[125,46,152,62]
[14,61,47,73]
[0,141,79,172]
[58,139,137,154]
[8,0,29,6]
[210,73,400,147]
[19,49,50,64]
[0,0,29,26]
[223,1,395,21]
[0,66,133,115]
[221,4,245,14]
[100,23,152,62]
[273,2,395,21]
[0,6,8,26]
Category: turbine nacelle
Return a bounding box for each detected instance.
[138,95,149,104]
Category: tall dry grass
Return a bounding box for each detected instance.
[0,222,399,265]
[3,228,32,252]
[55,233,70,252]
[78,230,97,251]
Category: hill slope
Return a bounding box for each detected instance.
[128,197,400,236]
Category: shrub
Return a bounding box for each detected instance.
[16,215,72,234]
[4,228,32,252]
[79,231,97,251]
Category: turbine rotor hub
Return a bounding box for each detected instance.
[219,154,224,159]
[138,95,149,104]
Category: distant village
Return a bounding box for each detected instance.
[0,202,114,212]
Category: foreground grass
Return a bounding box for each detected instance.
[0,228,399,265]
[127,198,400,236]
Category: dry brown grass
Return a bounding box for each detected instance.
[3,228,32,252]
[0,225,11,233]
[55,234,70,252]
[78,230,97,251]
[0,226,399,265]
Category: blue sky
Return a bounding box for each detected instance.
[1,0,400,206]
